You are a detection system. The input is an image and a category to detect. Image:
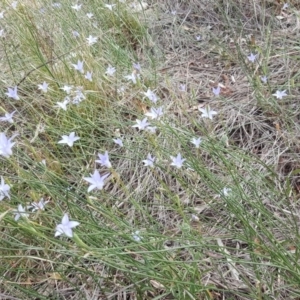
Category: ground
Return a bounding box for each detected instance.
[1,0,300,299]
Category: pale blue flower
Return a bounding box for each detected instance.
[84,170,110,192]
[179,84,186,92]
[117,86,125,94]
[133,62,141,71]
[0,132,18,158]
[52,3,61,8]
[5,86,19,100]
[247,53,257,63]
[55,213,79,238]
[125,72,138,84]
[212,86,220,96]
[96,151,112,168]
[72,30,80,37]
[170,153,186,169]
[0,111,16,123]
[55,98,69,111]
[143,88,158,103]
[72,60,84,73]
[113,138,123,147]
[58,132,80,147]
[221,187,231,197]
[145,106,163,119]
[104,4,116,10]
[199,105,217,120]
[105,65,116,76]
[0,176,10,200]
[71,4,82,11]
[74,87,86,103]
[191,137,202,148]
[132,230,142,242]
[11,1,18,9]
[86,35,97,46]
[261,76,268,84]
[132,118,150,130]
[14,204,28,221]
[273,90,287,99]
[38,81,49,93]
[142,153,155,167]
[84,71,93,81]
[29,198,49,212]
[61,85,73,94]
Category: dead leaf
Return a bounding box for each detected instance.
[150,279,165,290]
[47,272,62,280]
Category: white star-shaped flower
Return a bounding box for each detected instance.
[5,86,20,100]
[133,62,141,71]
[72,60,84,73]
[104,4,116,10]
[0,176,10,201]
[84,71,93,81]
[29,198,49,212]
[52,3,61,8]
[61,85,73,94]
[132,230,142,242]
[11,1,18,9]
[132,117,150,130]
[212,86,220,96]
[247,53,257,63]
[105,65,116,76]
[0,132,18,158]
[170,153,186,169]
[72,30,80,37]
[191,137,202,148]
[125,72,138,84]
[58,132,80,147]
[261,76,268,84]
[84,170,110,192]
[143,88,158,103]
[86,12,93,18]
[0,111,16,123]
[142,153,155,168]
[113,138,123,147]
[198,105,218,120]
[145,106,163,119]
[71,4,82,11]
[14,204,29,221]
[55,98,69,111]
[179,84,186,92]
[55,213,80,238]
[221,187,231,197]
[86,35,97,46]
[273,90,287,99]
[96,151,112,168]
[38,81,49,93]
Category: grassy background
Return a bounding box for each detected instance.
[1,0,300,299]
